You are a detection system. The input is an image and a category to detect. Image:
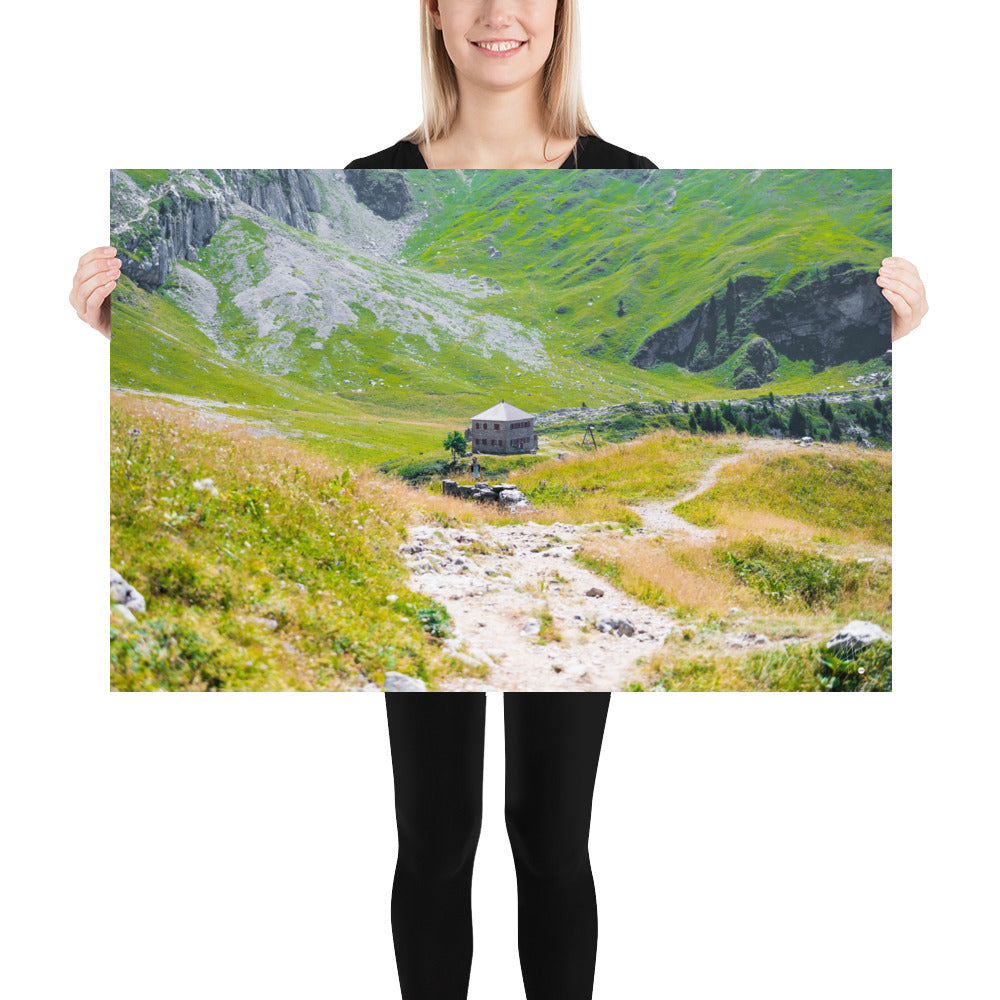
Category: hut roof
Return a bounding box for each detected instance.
[471,401,535,422]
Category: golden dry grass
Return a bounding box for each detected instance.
[363,469,636,527]
[673,441,892,546]
[111,391,351,486]
[511,429,738,502]
[578,534,762,618]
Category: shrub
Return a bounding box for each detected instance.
[111,618,268,691]
[719,537,868,609]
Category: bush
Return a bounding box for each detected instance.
[111,618,268,691]
[815,640,892,691]
[416,602,452,638]
[719,537,868,609]
[651,640,892,692]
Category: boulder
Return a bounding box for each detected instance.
[110,568,146,615]
[383,671,427,692]
[825,620,891,659]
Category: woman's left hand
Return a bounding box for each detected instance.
[876,257,928,342]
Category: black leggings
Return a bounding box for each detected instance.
[385,692,611,1000]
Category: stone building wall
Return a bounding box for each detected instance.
[466,418,538,454]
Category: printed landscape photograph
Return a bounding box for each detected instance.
[110,168,892,692]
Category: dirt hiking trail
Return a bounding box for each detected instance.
[402,440,792,691]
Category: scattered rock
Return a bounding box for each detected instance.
[727,631,770,648]
[826,620,891,659]
[383,671,427,692]
[595,616,636,637]
[110,568,146,615]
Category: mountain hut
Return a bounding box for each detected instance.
[465,400,538,455]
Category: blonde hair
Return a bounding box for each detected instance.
[401,0,599,159]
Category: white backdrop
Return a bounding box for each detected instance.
[2,2,997,998]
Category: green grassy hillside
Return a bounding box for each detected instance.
[111,168,891,469]
[403,169,890,359]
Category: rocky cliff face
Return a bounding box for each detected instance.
[224,170,320,230]
[111,169,320,291]
[630,265,890,374]
[342,170,414,220]
[631,276,767,368]
[743,264,890,366]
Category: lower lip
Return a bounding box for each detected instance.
[470,41,527,59]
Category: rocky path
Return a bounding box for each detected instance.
[401,521,679,692]
[628,437,796,540]
[401,439,803,691]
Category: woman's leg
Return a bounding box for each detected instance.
[385,692,487,1000]
[503,692,611,1000]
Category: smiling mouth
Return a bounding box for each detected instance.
[471,39,527,53]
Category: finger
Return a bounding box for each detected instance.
[880,259,927,305]
[78,255,121,285]
[73,263,120,310]
[881,256,920,277]
[83,278,116,328]
[76,266,121,308]
[880,286,912,320]
[71,258,120,318]
[885,280,928,325]
[77,245,117,269]
[879,258,924,291]
[875,273,921,303]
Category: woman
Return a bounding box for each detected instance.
[73,3,928,998]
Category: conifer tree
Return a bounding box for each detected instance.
[788,402,806,438]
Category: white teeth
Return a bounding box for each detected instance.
[476,40,523,52]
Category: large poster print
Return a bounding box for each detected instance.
[110,168,891,692]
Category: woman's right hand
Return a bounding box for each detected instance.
[69,246,121,340]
